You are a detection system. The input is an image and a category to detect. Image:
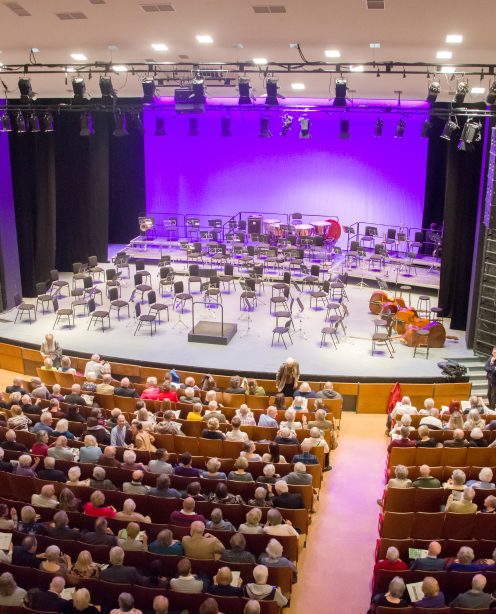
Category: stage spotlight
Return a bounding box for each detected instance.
[299,116,311,139]
[339,119,350,139]
[80,112,94,136]
[42,112,54,132]
[333,79,348,108]
[18,78,34,103]
[154,117,166,136]
[221,117,231,137]
[453,81,469,105]
[457,117,482,152]
[142,78,157,104]
[130,111,144,134]
[72,78,88,103]
[265,79,279,106]
[259,117,271,137]
[395,119,406,138]
[427,81,441,104]
[192,79,206,104]
[99,76,117,103]
[0,113,12,132]
[188,117,199,136]
[15,111,27,133]
[374,118,384,137]
[238,78,253,105]
[113,110,128,136]
[421,119,432,138]
[487,81,496,105]
[280,114,293,136]
[28,113,40,132]
[440,116,458,140]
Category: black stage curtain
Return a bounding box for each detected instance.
[423,111,484,330]
[8,101,145,295]
[9,132,57,296]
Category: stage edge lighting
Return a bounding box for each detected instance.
[458,117,482,152]
[80,111,94,136]
[299,116,311,139]
[154,117,166,136]
[280,114,293,136]
[440,116,459,140]
[374,118,383,137]
[238,78,253,105]
[395,119,406,138]
[339,119,350,139]
[260,117,271,137]
[427,81,441,104]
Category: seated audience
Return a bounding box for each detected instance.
[275,427,298,446]
[208,566,244,597]
[412,464,441,488]
[410,541,445,570]
[48,435,75,461]
[450,574,493,608]
[58,488,81,512]
[228,457,254,482]
[444,468,467,502]
[241,440,263,462]
[123,470,150,495]
[0,504,16,531]
[149,474,181,499]
[64,383,87,406]
[0,571,27,606]
[169,557,204,593]
[80,517,117,547]
[31,484,59,508]
[243,564,288,607]
[148,448,174,474]
[7,405,31,431]
[225,416,249,442]
[387,425,416,453]
[66,403,86,424]
[225,375,246,395]
[84,417,110,445]
[464,408,485,430]
[371,576,408,609]
[258,538,297,580]
[467,466,495,489]
[202,417,225,440]
[390,396,418,420]
[98,446,121,468]
[272,480,304,509]
[90,466,117,491]
[247,379,266,396]
[419,406,443,429]
[170,497,206,527]
[149,528,184,556]
[29,576,68,612]
[101,546,143,584]
[264,508,299,537]
[248,486,274,508]
[236,404,257,426]
[1,429,28,451]
[0,448,13,473]
[292,440,319,465]
[239,508,264,534]
[256,463,280,488]
[45,510,80,540]
[33,412,55,436]
[220,532,256,564]
[445,486,477,514]
[12,535,40,567]
[258,406,279,428]
[373,546,409,577]
[416,424,438,448]
[65,587,99,614]
[467,427,488,447]
[39,544,71,575]
[482,494,496,513]
[413,576,445,608]
[206,508,237,532]
[140,377,162,400]
[121,449,146,472]
[79,435,102,463]
[84,490,117,518]
[32,430,50,457]
[16,454,40,477]
[262,442,287,464]
[182,521,224,560]
[175,452,201,477]
[201,457,227,480]
[308,409,334,432]
[67,465,90,487]
[115,498,151,523]
[118,522,148,551]
[387,464,412,489]
[18,506,44,535]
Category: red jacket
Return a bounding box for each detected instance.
[373,558,408,579]
[387,438,416,453]
[140,386,162,400]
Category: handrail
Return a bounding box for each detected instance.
[191,299,224,337]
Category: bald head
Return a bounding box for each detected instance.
[427,541,442,557]
[49,576,65,594]
[472,574,487,592]
[183,497,196,513]
[153,595,169,614]
[419,464,431,478]
[190,521,205,536]
[215,567,233,586]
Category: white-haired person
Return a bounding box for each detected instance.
[464,408,485,431]
[450,574,493,609]
[371,576,408,609]
[279,408,302,432]
[419,406,443,430]
[416,425,438,448]
[243,564,288,607]
[467,427,489,448]
[258,538,297,580]
[264,508,299,537]
[140,377,161,401]
[419,397,436,416]
[276,357,300,396]
[39,544,71,575]
[54,418,75,440]
[79,435,102,463]
[15,454,40,477]
[302,426,331,469]
[467,467,495,490]
[373,546,408,580]
[443,468,467,503]
[115,499,151,524]
[445,486,478,514]
[201,457,227,480]
[65,587,99,614]
[235,404,257,426]
[67,466,90,487]
[391,396,418,420]
[7,405,31,431]
[389,414,415,441]
[40,333,62,369]
[256,463,280,489]
[109,592,143,614]
[239,508,264,535]
[0,571,27,606]
[31,484,59,509]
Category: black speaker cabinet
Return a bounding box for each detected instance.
[248,216,262,234]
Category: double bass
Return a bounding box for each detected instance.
[369,291,406,315]
[394,306,448,348]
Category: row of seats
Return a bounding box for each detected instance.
[388,446,496,468]
[382,485,493,513]
[376,537,496,563]
[387,465,496,482]
[380,510,496,540]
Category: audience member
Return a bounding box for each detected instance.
[174,452,201,477]
[410,541,445,570]
[170,497,206,527]
[206,508,236,532]
[31,484,58,508]
[412,576,445,608]
[115,499,151,523]
[169,558,204,593]
[0,572,27,606]
[101,547,143,584]
[387,464,412,489]
[220,532,256,564]
[149,529,184,556]
[450,574,493,608]
[412,464,441,488]
[90,466,118,491]
[148,449,173,474]
[84,490,117,518]
[29,576,68,611]
[228,457,254,481]
[445,486,477,514]
[373,546,409,577]
[272,480,304,509]
[80,517,117,547]
[371,576,408,609]
[243,564,288,607]
[149,474,181,499]
[239,508,264,535]
[264,509,299,537]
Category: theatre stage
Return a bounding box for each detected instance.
[0,258,472,381]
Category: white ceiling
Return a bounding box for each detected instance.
[0,0,494,101]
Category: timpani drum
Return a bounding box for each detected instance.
[272,223,284,237]
[311,220,332,236]
[264,219,280,235]
[294,224,314,237]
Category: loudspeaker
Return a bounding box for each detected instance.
[248,216,262,234]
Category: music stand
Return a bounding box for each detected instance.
[293,297,308,340]
[355,254,370,289]
[238,296,260,338]
[343,225,353,253]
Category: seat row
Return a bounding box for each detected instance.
[382,485,493,513]
[379,511,496,540]
[0,561,280,614]
[388,446,496,469]
[375,537,496,564]
[387,465,495,482]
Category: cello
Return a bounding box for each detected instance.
[369,291,406,315]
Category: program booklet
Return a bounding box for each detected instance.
[409,548,428,559]
[407,581,425,602]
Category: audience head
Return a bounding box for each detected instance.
[470,427,484,441]
[419,464,431,478]
[229,532,247,552]
[246,508,262,526]
[49,576,65,595]
[253,565,269,584]
[263,463,276,478]
[109,546,125,566]
[427,541,442,557]
[20,506,36,524]
[417,425,429,438]
[462,486,476,502]
[156,529,173,548]
[388,576,406,599]
[90,490,105,508]
[155,474,171,490]
[0,572,18,597]
[266,538,284,559]
[472,574,487,592]
[123,450,136,465]
[153,595,169,614]
[92,466,106,481]
[117,592,136,613]
[457,546,475,565]
[421,576,440,597]
[180,452,192,466]
[243,601,261,614]
[183,497,196,513]
[177,557,192,577]
[274,480,288,495]
[72,588,92,612]
[190,520,205,536]
[451,469,467,485]
[479,467,493,483]
[122,499,137,514]
[234,456,249,472]
[68,466,82,482]
[200,597,220,614]
[266,508,283,526]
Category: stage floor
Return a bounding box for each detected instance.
[0,254,470,380]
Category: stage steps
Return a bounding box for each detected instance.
[450,355,489,401]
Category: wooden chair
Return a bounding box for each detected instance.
[411,511,445,540]
[443,512,476,539]
[380,511,415,539]
[376,537,413,562]
[198,437,224,458]
[383,487,415,512]
[413,487,447,513]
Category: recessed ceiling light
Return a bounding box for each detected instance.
[152,43,168,51]
[471,87,485,94]
[31,48,40,53]
[0,63,3,68]
[253,57,268,65]
[436,51,452,59]
[369,43,381,49]
[291,83,305,90]
[113,65,128,72]
[446,34,463,44]
[325,49,341,58]
[441,66,456,74]
[196,35,213,44]
[71,53,87,61]
[350,65,364,72]
[66,67,76,73]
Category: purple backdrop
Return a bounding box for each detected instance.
[144,102,428,238]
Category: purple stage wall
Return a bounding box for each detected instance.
[144,102,428,234]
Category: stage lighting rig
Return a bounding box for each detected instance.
[113,110,128,137]
[427,81,441,103]
[440,116,458,140]
[280,114,293,136]
[487,81,496,105]
[374,118,383,137]
[18,78,34,103]
[72,78,88,103]
[339,119,350,139]
[15,111,27,133]
[80,112,94,136]
[260,117,271,137]
[221,116,231,137]
[265,79,279,106]
[42,112,54,132]
[142,78,157,104]
[421,119,432,138]
[28,113,40,132]
[453,81,469,105]
[188,117,199,136]
[0,113,12,132]
[458,117,482,151]
[154,117,166,136]
[333,79,348,108]
[299,116,311,139]
[238,78,253,105]
[395,119,406,138]
[99,76,117,104]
